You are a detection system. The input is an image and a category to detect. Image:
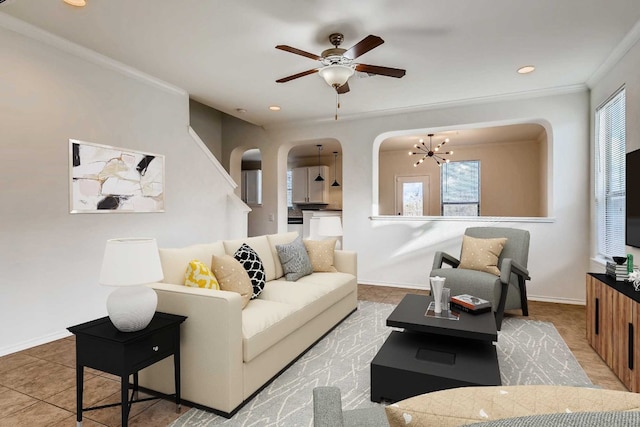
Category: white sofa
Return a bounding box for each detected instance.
[138,232,358,417]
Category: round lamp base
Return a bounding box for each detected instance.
[106,286,157,332]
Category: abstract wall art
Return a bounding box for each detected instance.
[69,139,165,213]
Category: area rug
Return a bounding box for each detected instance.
[169,301,591,427]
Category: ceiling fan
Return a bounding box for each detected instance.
[275,33,406,94]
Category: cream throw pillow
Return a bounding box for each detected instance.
[304,239,337,272]
[210,255,252,308]
[458,235,507,276]
[184,260,220,290]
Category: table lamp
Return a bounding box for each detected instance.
[99,238,163,332]
[317,216,343,249]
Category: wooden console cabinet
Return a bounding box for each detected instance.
[587,273,640,391]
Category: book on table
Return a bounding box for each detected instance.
[450,294,492,314]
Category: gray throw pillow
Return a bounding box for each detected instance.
[276,236,313,281]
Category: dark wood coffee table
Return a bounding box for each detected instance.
[370,294,501,402]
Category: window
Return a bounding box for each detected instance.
[441,161,480,216]
[595,88,626,259]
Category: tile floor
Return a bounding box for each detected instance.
[0,284,626,426]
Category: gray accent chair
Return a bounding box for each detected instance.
[313,387,389,427]
[430,227,531,330]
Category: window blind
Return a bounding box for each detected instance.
[441,160,480,216]
[595,88,626,259]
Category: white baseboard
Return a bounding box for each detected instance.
[358,282,586,306]
[527,295,585,306]
[0,330,71,357]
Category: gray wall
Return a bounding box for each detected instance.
[189,99,223,162]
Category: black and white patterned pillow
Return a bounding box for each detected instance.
[234,243,266,299]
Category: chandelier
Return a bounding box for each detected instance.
[409,133,453,167]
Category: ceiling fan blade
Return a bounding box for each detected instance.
[336,82,350,94]
[275,45,322,61]
[343,35,384,60]
[355,63,406,78]
[276,68,319,83]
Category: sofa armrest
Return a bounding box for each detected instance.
[334,250,357,276]
[138,282,245,414]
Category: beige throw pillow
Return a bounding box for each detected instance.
[210,255,252,308]
[304,239,337,272]
[458,235,507,276]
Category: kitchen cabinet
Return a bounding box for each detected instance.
[586,273,640,391]
[292,166,329,204]
[241,170,262,205]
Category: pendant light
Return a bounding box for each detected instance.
[409,133,453,167]
[314,145,325,182]
[331,151,340,187]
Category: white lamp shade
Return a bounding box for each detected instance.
[99,238,163,286]
[318,65,355,88]
[317,216,343,237]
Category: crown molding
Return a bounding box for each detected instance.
[587,19,640,87]
[264,84,588,131]
[0,12,186,97]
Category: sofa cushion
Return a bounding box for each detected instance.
[159,241,226,285]
[211,254,252,309]
[384,385,640,427]
[304,239,338,272]
[267,232,299,279]
[242,272,356,362]
[234,243,266,299]
[224,236,276,282]
[241,299,298,362]
[184,260,220,290]
[458,235,506,276]
[276,236,313,281]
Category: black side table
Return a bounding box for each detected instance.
[68,312,187,427]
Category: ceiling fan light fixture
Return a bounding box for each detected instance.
[318,65,355,88]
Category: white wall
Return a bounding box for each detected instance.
[224,90,591,304]
[0,20,243,355]
[590,38,640,267]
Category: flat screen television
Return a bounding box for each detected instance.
[627,149,640,248]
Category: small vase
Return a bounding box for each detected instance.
[430,276,446,313]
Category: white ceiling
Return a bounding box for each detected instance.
[2,1,640,127]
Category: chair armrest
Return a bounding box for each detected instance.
[313,387,345,427]
[432,251,460,269]
[334,250,357,276]
[500,258,531,284]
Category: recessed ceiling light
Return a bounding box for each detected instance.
[236,108,247,114]
[269,105,281,111]
[64,0,86,6]
[517,65,536,74]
